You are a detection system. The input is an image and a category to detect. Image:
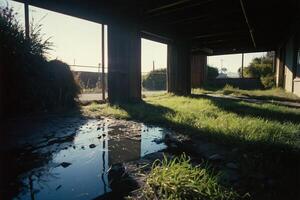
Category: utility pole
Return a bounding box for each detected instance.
[241,53,244,78]
[24,1,30,39]
[101,24,105,100]
[152,60,155,71]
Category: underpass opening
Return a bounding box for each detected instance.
[141,38,168,97]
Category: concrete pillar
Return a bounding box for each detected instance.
[275,48,285,87]
[190,55,207,88]
[107,22,141,103]
[167,40,191,95]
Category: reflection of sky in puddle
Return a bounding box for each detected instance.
[16,119,168,200]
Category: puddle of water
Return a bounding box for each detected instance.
[1,117,168,200]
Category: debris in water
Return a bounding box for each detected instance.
[56,185,62,190]
[60,162,71,168]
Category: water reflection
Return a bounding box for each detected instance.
[3,118,168,200]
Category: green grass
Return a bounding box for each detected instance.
[83,94,300,199]
[193,86,300,103]
[84,94,300,149]
[140,154,245,200]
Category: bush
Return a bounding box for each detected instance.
[207,65,219,79]
[260,74,275,89]
[0,6,80,117]
[142,69,166,90]
[240,54,275,88]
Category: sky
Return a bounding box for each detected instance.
[2,0,265,74]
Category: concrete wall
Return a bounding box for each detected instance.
[293,32,300,96]
[284,36,295,92]
[275,27,300,96]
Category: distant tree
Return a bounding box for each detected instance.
[142,68,166,90]
[238,52,275,88]
[207,65,219,79]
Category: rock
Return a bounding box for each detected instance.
[226,162,238,169]
[208,154,224,161]
[89,144,96,148]
[97,127,101,130]
[102,133,106,137]
[60,162,71,168]
[97,136,102,139]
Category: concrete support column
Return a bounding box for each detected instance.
[275,48,285,87]
[107,22,141,103]
[191,54,207,88]
[167,40,191,95]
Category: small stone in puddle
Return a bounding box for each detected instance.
[102,133,106,137]
[97,136,102,139]
[56,185,62,190]
[81,146,85,149]
[89,144,96,148]
[208,154,224,161]
[60,162,71,168]
[97,127,101,130]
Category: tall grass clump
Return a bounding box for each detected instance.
[141,154,244,200]
[0,6,80,118]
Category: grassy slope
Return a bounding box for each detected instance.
[193,87,300,103]
[83,94,300,199]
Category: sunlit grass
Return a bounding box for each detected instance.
[83,94,300,199]
[83,94,300,148]
[141,154,246,200]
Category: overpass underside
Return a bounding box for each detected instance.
[18,0,300,102]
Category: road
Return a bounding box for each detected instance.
[79,93,106,102]
[79,91,167,102]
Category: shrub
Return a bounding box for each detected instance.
[0,6,80,117]
[260,74,275,89]
[239,54,275,88]
[207,65,219,79]
[142,68,166,90]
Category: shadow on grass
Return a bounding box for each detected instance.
[236,92,300,103]
[114,100,300,200]
[217,89,300,103]
[190,94,300,124]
